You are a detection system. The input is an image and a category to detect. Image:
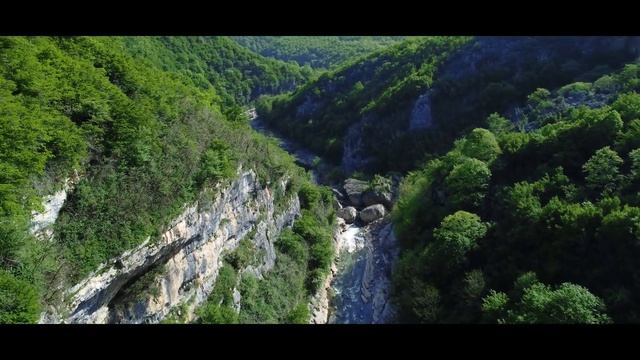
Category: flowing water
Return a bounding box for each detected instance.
[250,111,398,323]
[329,222,398,323]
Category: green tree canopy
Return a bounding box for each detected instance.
[409,279,441,322]
[612,92,640,122]
[629,148,640,181]
[445,157,491,208]
[482,273,610,324]
[511,282,610,324]
[527,88,551,105]
[431,211,487,267]
[583,146,624,196]
[0,270,41,323]
[481,290,509,321]
[460,128,502,164]
[486,113,515,135]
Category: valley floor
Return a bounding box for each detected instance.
[250,113,399,324]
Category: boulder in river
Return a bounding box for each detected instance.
[362,189,393,209]
[359,204,386,224]
[343,178,369,208]
[337,206,357,224]
[361,175,394,209]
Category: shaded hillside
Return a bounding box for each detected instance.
[392,62,640,323]
[257,36,470,168]
[0,36,331,324]
[258,36,640,174]
[232,36,405,69]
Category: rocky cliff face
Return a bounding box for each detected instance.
[436,36,640,83]
[40,169,301,324]
[308,218,343,324]
[30,176,78,241]
[409,91,433,130]
[342,115,376,174]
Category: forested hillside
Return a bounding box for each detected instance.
[4,35,640,325]
[0,36,332,323]
[392,62,640,323]
[257,36,640,174]
[256,36,470,166]
[232,36,405,69]
[120,36,315,120]
[252,35,640,324]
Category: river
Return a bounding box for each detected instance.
[251,117,321,183]
[329,220,398,323]
[249,110,398,324]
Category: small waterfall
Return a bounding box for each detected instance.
[251,111,399,324]
[328,220,398,324]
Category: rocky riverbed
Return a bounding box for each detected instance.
[328,218,398,323]
[250,110,400,324]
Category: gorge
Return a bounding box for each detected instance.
[4,35,640,324]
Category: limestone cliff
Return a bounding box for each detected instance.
[30,176,79,241]
[40,169,301,324]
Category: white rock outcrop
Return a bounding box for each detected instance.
[41,170,300,324]
[30,177,77,240]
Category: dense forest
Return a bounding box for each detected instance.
[257,37,640,174]
[3,35,640,325]
[256,36,470,166]
[252,35,640,324]
[0,36,332,323]
[120,36,315,120]
[392,63,640,323]
[232,36,405,69]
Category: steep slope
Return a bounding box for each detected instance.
[257,36,470,168]
[258,36,640,174]
[120,36,316,118]
[392,61,640,323]
[43,169,300,323]
[232,36,405,69]
[0,36,334,324]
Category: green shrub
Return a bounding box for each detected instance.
[444,157,491,209]
[558,81,592,96]
[368,174,392,193]
[583,146,624,196]
[612,92,640,122]
[430,211,487,268]
[593,75,617,92]
[275,229,307,265]
[482,276,611,324]
[459,128,502,164]
[197,140,236,186]
[198,303,238,324]
[298,182,321,210]
[210,264,238,306]
[0,270,41,323]
[227,237,257,271]
[286,302,310,323]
